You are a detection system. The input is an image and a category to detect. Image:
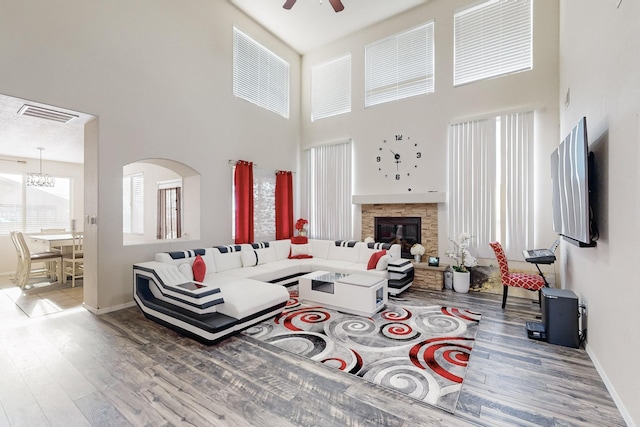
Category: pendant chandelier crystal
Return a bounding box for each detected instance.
[26,147,55,187]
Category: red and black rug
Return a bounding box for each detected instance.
[243,287,481,413]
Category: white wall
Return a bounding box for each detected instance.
[559,1,639,425]
[0,155,84,275]
[300,0,560,265]
[0,0,301,310]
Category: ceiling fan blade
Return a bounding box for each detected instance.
[328,0,345,12]
[283,0,297,10]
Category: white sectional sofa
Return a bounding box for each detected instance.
[133,239,413,344]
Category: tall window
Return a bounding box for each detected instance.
[157,179,182,240]
[454,0,533,86]
[231,166,276,242]
[123,173,144,235]
[0,173,71,234]
[448,111,534,259]
[365,22,435,108]
[311,54,351,121]
[233,27,290,118]
[305,141,352,239]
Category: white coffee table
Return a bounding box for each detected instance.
[298,270,388,316]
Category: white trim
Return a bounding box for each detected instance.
[585,344,636,427]
[352,192,446,205]
[83,301,137,315]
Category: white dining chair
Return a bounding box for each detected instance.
[14,231,63,289]
[62,232,84,287]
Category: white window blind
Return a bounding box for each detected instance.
[448,111,534,259]
[365,22,434,108]
[0,173,71,234]
[233,27,290,118]
[123,173,143,234]
[311,54,351,121]
[454,0,533,86]
[305,141,352,239]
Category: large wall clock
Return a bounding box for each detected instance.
[376,134,422,188]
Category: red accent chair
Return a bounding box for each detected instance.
[489,241,546,309]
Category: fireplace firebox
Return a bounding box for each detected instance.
[374,217,421,259]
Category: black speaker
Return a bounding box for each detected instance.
[542,288,579,348]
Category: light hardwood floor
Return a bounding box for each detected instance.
[0,278,627,426]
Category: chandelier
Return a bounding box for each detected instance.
[283,0,344,12]
[26,147,55,187]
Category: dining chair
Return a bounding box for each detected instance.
[62,232,84,287]
[9,231,24,283]
[14,231,63,289]
[489,241,546,309]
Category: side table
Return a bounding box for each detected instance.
[412,262,449,291]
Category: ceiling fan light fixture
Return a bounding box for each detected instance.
[26,147,55,187]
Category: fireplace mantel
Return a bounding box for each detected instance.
[352,192,446,205]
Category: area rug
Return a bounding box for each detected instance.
[243,287,481,413]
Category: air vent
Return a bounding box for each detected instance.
[17,104,78,123]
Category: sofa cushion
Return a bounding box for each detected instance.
[178,263,194,281]
[328,241,361,263]
[271,239,292,261]
[155,249,217,273]
[192,255,206,281]
[216,280,289,320]
[289,243,313,259]
[367,250,387,270]
[376,254,392,270]
[212,245,243,272]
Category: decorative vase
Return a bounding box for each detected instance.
[452,270,470,293]
[298,229,306,236]
[414,255,422,263]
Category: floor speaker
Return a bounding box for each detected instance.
[542,288,579,348]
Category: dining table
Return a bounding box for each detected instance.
[29,233,76,254]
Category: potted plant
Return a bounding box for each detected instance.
[410,243,426,263]
[295,218,308,236]
[446,233,478,293]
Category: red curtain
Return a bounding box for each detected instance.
[275,171,294,240]
[234,160,254,244]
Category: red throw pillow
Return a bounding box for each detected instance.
[192,255,206,282]
[367,249,387,270]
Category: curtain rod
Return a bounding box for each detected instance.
[227,159,295,174]
[0,158,27,164]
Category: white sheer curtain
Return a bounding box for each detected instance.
[449,118,497,258]
[305,141,352,240]
[448,111,534,259]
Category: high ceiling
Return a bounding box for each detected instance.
[0,1,428,165]
[230,0,428,53]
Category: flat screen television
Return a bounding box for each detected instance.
[550,117,597,247]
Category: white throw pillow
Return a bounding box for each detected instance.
[376,254,392,271]
[178,262,194,281]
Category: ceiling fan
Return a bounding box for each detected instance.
[283,0,345,13]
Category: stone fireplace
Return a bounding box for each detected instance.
[361,203,438,259]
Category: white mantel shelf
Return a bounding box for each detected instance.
[352,192,446,205]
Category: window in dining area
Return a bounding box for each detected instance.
[0,173,71,234]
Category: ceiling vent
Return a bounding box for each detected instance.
[17,104,78,124]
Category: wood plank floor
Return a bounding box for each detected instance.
[0,283,627,426]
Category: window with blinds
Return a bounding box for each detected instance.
[0,173,71,234]
[448,111,534,259]
[233,27,290,119]
[454,0,533,86]
[365,22,434,108]
[123,173,144,235]
[311,54,351,121]
[230,166,276,242]
[305,141,352,239]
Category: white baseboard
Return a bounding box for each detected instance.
[585,343,636,427]
[82,301,137,315]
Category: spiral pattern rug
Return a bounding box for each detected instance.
[243,287,481,413]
